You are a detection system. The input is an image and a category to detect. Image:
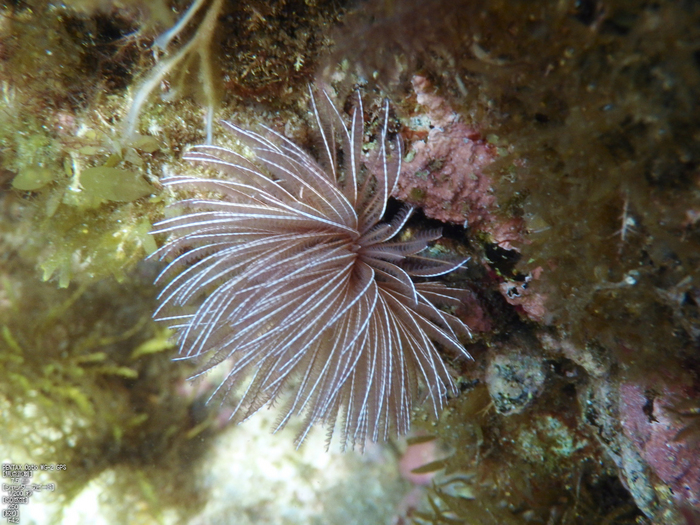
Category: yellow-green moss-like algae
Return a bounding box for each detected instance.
[0,256,212,523]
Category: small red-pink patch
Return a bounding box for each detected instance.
[399,438,438,486]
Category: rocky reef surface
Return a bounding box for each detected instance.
[1,1,698,524]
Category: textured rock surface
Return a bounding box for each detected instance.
[619,371,700,511]
[395,76,525,249]
[486,346,545,415]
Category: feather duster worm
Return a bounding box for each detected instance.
[152,89,472,450]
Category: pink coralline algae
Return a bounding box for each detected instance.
[394,75,524,249]
[619,370,700,510]
[499,267,550,323]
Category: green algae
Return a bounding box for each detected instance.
[0,259,207,522]
[0,0,342,289]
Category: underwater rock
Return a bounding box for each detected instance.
[485,344,545,415]
[619,371,700,512]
